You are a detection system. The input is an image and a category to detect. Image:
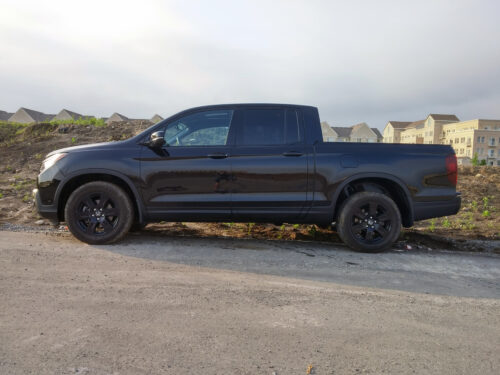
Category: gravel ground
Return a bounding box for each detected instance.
[0,231,499,374]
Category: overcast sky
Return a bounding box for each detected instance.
[1,0,499,130]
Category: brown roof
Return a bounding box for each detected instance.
[429,114,459,121]
[388,121,412,129]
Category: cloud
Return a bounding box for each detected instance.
[0,0,499,129]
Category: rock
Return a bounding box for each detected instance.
[35,219,45,225]
[405,244,412,250]
[475,173,484,178]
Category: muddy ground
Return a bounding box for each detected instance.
[0,122,498,249]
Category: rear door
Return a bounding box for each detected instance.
[231,106,309,221]
[140,108,234,221]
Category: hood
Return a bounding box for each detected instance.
[46,141,124,157]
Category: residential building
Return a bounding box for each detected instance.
[322,122,383,142]
[106,113,129,125]
[441,119,500,166]
[382,121,411,143]
[8,107,54,123]
[53,109,93,121]
[151,114,164,123]
[320,121,337,142]
[383,114,500,166]
[0,110,14,121]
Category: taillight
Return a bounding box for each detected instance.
[445,154,457,186]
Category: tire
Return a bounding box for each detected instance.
[336,192,401,252]
[64,181,134,244]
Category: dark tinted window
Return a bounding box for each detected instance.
[239,108,301,145]
[163,110,233,146]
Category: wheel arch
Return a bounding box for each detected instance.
[56,169,144,223]
[332,173,414,227]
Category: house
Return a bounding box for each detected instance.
[349,122,382,143]
[399,120,425,144]
[53,109,92,121]
[331,126,353,142]
[325,122,383,143]
[320,121,337,142]
[106,113,129,125]
[151,114,164,123]
[0,110,14,121]
[8,107,55,123]
[382,121,412,143]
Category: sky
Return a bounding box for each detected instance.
[1,0,499,130]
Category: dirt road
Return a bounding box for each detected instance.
[1,231,499,374]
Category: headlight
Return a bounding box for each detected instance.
[40,153,67,173]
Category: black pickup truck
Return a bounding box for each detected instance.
[34,104,461,252]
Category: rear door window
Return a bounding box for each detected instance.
[238,108,302,146]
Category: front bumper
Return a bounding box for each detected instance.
[33,188,59,223]
[413,193,461,222]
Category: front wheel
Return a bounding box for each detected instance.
[64,181,134,244]
[336,192,401,252]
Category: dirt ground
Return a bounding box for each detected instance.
[0,121,498,244]
[0,231,499,375]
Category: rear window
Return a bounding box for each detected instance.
[238,109,301,146]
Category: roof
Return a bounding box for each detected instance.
[371,128,382,138]
[388,121,412,129]
[53,109,84,121]
[429,114,459,121]
[351,122,369,132]
[406,119,425,129]
[8,107,54,123]
[106,113,129,124]
[151,114,163,122]
[23,107,54,122]
[0,110,13,121]
[331,127,352,138]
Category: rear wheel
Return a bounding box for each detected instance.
[64,181,133,244]
[336,192,401,252]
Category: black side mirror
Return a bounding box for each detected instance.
[149,131,166,148]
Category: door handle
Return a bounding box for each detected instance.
[282,151,303,157]
[207,153,229,159]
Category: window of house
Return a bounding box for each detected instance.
[489,149,495,157]
[481,136,485,143]
[461,137,465,143]
[466,150,470,156]
[477,136,481,143]
[490,137,496,146]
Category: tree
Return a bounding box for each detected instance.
[471,153,479,166]
[480,159,487,166]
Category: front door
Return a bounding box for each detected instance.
[231,107,309,222]
[140,108,235,221]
